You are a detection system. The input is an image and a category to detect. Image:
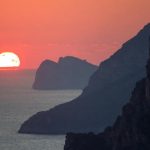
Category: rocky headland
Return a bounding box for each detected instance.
[19,23,150,134]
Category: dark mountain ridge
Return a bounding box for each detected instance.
[33,56,97,90]
[19,23,150,134]
[64,38,150,150]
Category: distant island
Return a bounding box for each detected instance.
[19,23,150,135]
[33,56,98,90]
[64,38,150,150]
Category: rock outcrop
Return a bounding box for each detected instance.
[33,56,97,90]
[64,38,150,150]
[19,23,150,134]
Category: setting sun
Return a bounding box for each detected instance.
[0,52,20,68]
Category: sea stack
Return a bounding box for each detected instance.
[33,56,97,90]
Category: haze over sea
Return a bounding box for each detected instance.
[0,70,81,150]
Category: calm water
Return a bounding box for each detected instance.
[0,70,82,150]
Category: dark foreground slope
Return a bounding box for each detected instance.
[19,24,150,134]
[33,56,97,90]
[64,42,150,150]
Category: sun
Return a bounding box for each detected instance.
[0,52,20,69]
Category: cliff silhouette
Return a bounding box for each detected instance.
[19,23,150,134]
[33,56,97,90]
[64,37,150,150]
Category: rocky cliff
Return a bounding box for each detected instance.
[33,56,97,90]
[64,39,150,150]
[19,23,150,134]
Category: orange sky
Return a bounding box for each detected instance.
[0,0,150,69]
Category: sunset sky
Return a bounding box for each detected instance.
[1,0,150,69]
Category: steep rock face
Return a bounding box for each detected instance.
[64,48,150,150]
[33,56,97,90]
[19,24,150,134]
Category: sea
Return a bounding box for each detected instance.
[0,70,82,150]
